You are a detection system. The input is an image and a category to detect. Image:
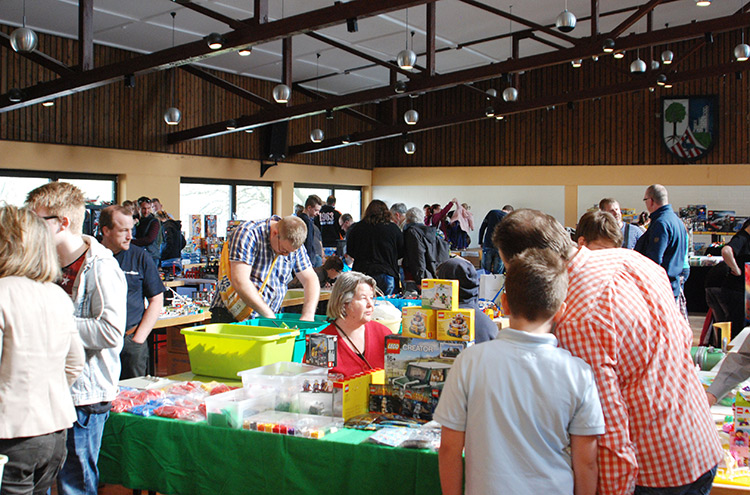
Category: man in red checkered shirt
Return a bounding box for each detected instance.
[493,209,722,495]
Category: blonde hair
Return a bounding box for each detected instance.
[326,271,377,320]
[25,181,86,235]
[0,205,60,282]
[277,215,307,249]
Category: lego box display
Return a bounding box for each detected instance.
[421,279,459,310]
[383,335,470,384]
[437,309,475,341]
[401,307,436,339]
[369,383,439,422]
[305,333,337,369]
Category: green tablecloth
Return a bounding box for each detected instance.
[99,413,441,495]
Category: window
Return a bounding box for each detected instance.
[0,170,116,206]
[294,185,362,221]
[180,178,273,238]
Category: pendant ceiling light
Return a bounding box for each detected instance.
[503,9,518,102]
[571,59,582,68]
[485,88,497,99]
[613,51,625,59]
[656,73,667,86]
[630,49,646,73]
[650,60,660,70]
[42,99,54,107]
[206,32,224,50]
[396,9,417,70]
[238,46,252,56]
[695,0,712,6]
[661,49,674,64]
[272,84,291,103]
[404,141,416,155]
[555,0,576,33]
[394,80,407,94]
[404,109,419,125]
[485,106,495,118]
[602,38,615,53]
[311,53,324,142]
[10,0,38,53]
[8,88,24,103]
[163,12,181,126]
[735,22,750,61]
[495,114,504,121]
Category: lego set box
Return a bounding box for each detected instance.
[437,309,475,341]
[401,306,436,339]
[421,279,459,310]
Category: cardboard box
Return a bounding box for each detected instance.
[369,383,440,422]
[334,369,384,421]
[383,335,470,384]
[305,333,338,369]
[401,306,436,339]
[732,390,750,467]
[421,279,459,310]
[437,309,475,341]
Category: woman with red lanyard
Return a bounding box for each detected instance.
[319,271,393,378]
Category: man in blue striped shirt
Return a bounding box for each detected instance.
[211,215,320,322]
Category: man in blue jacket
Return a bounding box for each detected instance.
[478,205,513,274]
[635,184,687,299]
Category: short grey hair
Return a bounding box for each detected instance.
[405,207,423,224]
[326,271,377,321]
[646,184,668,206]
[390,203,407,215]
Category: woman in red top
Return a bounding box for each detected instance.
[320,271,393,378]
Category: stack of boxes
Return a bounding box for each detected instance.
[370,279,474,422]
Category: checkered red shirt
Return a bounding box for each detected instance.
[556,247,722,495]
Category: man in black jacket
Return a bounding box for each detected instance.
[298,195,323,267]
[402,207,450,292]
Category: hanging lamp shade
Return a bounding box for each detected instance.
[613,51,625,59]
[555,10,576,33]
[571,59,582,68]
[650,60,660,70]
[661,50,674,64]
[272,84,291,103]
[495,114,504,121]
[238,47,252,56]
[206,33,224,50]
[502,87,518,102]
[630,58,647,73]
[602,38,615,53]
[8,88,24,103]
[163,107,181,125]
[404,142,416,154]
[656,74,667,86]
[42,99,55,107]
[695,0,711,6]
[397,49,417,70]
[485,106,495,117]
[485,88,497,98]
[394,81,407,94]
[10,27,38,53]
[404,109,419,125]
[310,128,324,143]
[735,43,750,62]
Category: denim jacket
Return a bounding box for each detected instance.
[69,235,127,406]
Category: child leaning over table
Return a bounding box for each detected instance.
[433,248,605,495]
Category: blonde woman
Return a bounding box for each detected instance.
[318,271,392,378]
[0,205,84,495]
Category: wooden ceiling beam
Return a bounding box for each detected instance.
[457,0,579,45]
[305,32,410,78]
[78,0,94,71]
[177,1,249,31]
[606,0,665,40]
[289,60,750,154]
[293,84,383,126]
[180,65,275,109]
[0,0,433,112]
[166,12,750,144]
[0,32,74,76]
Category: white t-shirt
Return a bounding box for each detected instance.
[434,328,605,495]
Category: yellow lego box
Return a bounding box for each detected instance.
[437,309,475,341]
[401,306,436,339]
[334,369,384,421]
[421,279,459,311]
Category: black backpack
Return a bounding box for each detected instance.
[161,219,187,261]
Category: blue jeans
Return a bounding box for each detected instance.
[634,466,716,495]
[372,274,395,296]
[481,248,504,274]
[56,408,109,495]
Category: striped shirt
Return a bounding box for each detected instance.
[556,247,722,495]
[213,216,311,318]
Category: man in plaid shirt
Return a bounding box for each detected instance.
[493,209,722,495]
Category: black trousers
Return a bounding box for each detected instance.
[0,429,67,495]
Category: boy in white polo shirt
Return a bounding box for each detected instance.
[434,248,605,495]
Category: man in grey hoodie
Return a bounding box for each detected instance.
[26,182,127,495]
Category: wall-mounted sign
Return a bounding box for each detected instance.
[662,96,717,162]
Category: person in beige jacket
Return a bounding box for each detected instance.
[0,205,84,495]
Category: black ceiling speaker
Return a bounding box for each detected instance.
[264,121,288,161]
[347,17,358,33]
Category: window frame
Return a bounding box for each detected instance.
[0,168,118,204]
[180,176,274,219]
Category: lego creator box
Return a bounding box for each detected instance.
[707,210,736,232]
[401,307,436,339]
[383,335,470,383]
[204,215,218,238]
[437,309,475,341]
[421,279,459,310]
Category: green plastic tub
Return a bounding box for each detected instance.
[181,324,300,379]
[242,317,329,363]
